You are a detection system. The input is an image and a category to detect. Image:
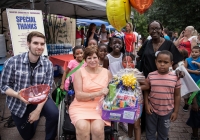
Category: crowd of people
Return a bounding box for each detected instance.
[0,19,200,140]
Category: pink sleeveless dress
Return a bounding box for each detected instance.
[69,67,110,126]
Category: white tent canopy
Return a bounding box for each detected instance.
[35,0,107,19]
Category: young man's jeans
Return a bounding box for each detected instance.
[146,111,173,140]
[11,98,59,140]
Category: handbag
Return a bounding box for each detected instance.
[52,60,84,106]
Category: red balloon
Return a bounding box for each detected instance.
[130,0,153,14]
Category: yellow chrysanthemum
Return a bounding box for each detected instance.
[121,73,137,89]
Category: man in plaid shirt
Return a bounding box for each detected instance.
[0,31,58,140]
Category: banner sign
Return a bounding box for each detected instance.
[6,8,48,56]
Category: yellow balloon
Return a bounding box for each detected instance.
[106,0,131,31]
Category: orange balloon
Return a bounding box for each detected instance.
[130,0,153,14]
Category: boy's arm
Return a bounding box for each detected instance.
[144,90,149,106]
[143,76,153,115]
[144,89,153,115]
[184,59,200,74]
[144,77,150,106]
[139,78,150,91]
[192,61,200,69]
[170,87,181,122]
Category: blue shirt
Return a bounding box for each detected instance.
[0,52,54,118]
[186,57,200,82]
[164,35,170,40]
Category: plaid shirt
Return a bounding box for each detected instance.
[0,52,54,118]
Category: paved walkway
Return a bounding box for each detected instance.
[0,94,197,140]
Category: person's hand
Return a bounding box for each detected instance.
[18,89,30,104]
[170,112,178,122]
[60,84,64,90]
[180,30,184,38]
[194,70,200,75]
[175,69,185,78]
[100,88,109,96]
[192,102,199,112]
[28,109,40,124]
[191,61,196,64]
[145,103,153,115]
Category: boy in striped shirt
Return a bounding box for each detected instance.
[144,50,181,140]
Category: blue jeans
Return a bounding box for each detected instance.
[11,98,59,140]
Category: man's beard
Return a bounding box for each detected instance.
[29,47,43,56]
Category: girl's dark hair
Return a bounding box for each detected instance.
[107,36,125,53]
[179,49,188,60]
[98,43,108,51]
[122,53,135,61]
[72,45,84,58]
[147,20,164,32]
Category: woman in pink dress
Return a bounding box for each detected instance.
[69,46,112,140]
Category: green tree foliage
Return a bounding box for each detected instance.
[146,0,200,33]
[131,0,200,38]
[132,10,149,38]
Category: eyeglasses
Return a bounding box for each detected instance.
[149,27,161,32]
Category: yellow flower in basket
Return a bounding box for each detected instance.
[122,73,137,89]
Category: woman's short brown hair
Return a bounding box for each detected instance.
[27,31,45,43]
[83,46,99,59]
